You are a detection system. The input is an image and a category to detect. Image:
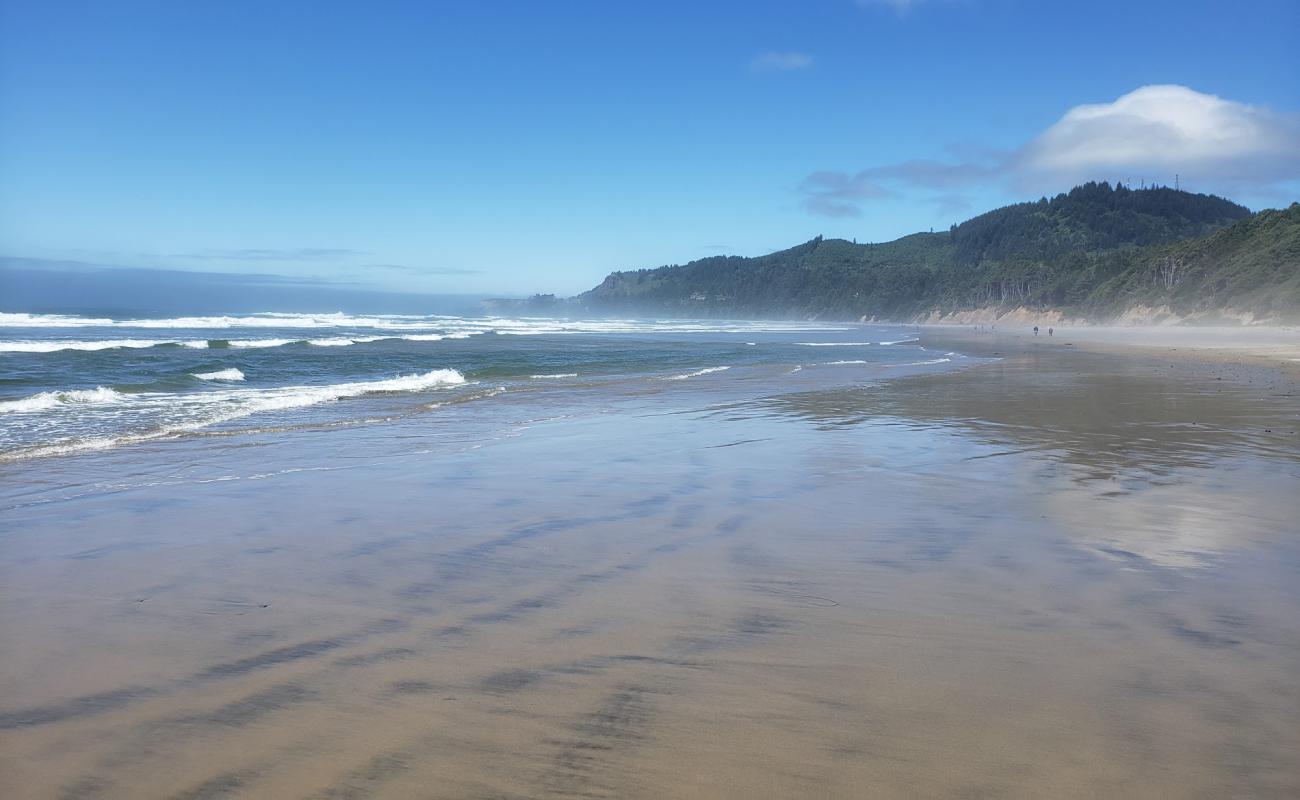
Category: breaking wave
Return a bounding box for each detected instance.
[0,311,850,335]
[0,387,125,414]
[794,338,918,347]
[885,358,952,367]
[192,368,245,381]
[0,339,210,353]
[0,369,467,460]
[664,366,731,380]
[0,332,490,353]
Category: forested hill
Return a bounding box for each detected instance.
[946,181,1249,266]
[574,182,1299,323]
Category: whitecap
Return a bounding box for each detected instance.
[0,387,125,413]
[0,312,115,327]
[0,311,853,335]
[794,338,919,347]
[397,333,449,342]
[192,368,245,381]
[664,366,731,380]
[227,338,298,348]
[884,358,952,367]
[0,332,487,353]
[0,369,467,459]
[0,339,200,353]
[794,342,878,347]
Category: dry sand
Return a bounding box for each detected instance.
[923,323,1300,379]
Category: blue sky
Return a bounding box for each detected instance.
[2,0,1298,297]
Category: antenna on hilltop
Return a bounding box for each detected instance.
[1175,174,1180,191]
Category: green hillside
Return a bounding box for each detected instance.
[574,182,1298,322]
[1084,203,1300,320]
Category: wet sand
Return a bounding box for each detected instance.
[2,340,1298,798]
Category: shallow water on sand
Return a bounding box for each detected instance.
[1,334,1298,798]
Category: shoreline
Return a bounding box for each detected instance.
[918,322,1300,383]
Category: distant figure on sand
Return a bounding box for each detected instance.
[1048,327,1053,337]
[1033,326,1039,336]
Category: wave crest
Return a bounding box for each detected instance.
[0,339,201,353]
[794,338,918,347]
[664,366,731,381]
[192,368,245,381]
[884,358,952,367]
[0,387,125,414]
[0,369,467,459]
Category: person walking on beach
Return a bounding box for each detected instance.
[1033,326,1039,336]
[1048,327,1053,337]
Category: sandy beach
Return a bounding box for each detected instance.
[925,323,1300,379]
[2,333,1297,799]
[5,0,1296,795]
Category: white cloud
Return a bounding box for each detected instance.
[799,85,1300,216]
[749,51,813,73]
[1013,85,1300,190]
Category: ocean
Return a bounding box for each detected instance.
[0,311,968,462]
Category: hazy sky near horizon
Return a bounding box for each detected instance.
[2,0,1298,297]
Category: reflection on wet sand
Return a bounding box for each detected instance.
[2,336,1298,798]
[752,339,1299,569]
[755,343,1296,480]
